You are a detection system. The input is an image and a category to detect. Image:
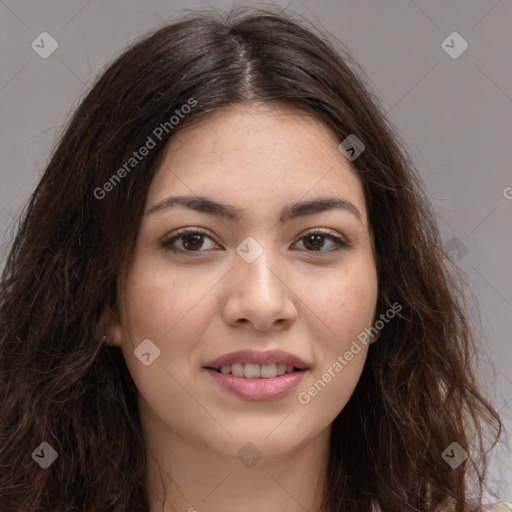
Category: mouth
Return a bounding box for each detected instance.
[202,350,309,400]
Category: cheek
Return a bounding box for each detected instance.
[118,255,219,389]
[300,254,378,357]
[121,255,213,343]
[295,264,377,423]
[117,269,196,412]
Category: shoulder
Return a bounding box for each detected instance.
[372,502,512,512]
[484,503,512,512]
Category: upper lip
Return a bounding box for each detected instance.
[204,349,309,370]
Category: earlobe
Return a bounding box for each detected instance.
[105,328,123,347]
[370,331,381,344]
[98,306,123,347]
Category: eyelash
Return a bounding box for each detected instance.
[161,227,349,256]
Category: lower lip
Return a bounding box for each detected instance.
[204,368,306,400]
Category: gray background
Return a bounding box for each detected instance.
[1,0,511,500]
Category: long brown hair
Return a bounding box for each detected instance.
[0,7,502,511]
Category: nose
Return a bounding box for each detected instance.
[221,244,298,332]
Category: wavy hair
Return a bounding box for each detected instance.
[0,7,502,512]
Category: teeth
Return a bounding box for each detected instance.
[261,364,277,378]
[231,363,243,377]
[216,363,298,378]
[244,363,261,378]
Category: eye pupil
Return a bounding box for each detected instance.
[304,234,325,251]
[182,234,203,250]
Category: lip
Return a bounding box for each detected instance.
[205,368,307,400]
[203,349,309,370]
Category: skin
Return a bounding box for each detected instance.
[106,103,379,512]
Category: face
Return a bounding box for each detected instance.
[107,103,379,460]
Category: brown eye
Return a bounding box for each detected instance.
[180,233,205,251]
[303,234,328,251]
[162,228,219,254]
[293,230,348,253]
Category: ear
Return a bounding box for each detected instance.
[368,225,376,264]
[98,306,123,348]
[370,330,381,344]
[369,228,381,346]
[369,305,382,344]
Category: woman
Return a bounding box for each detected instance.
[0,7,508,512]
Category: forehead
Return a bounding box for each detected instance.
[160,103,341,164]
[147,104,368,226]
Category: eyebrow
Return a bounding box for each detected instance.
[146,195,362,223]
